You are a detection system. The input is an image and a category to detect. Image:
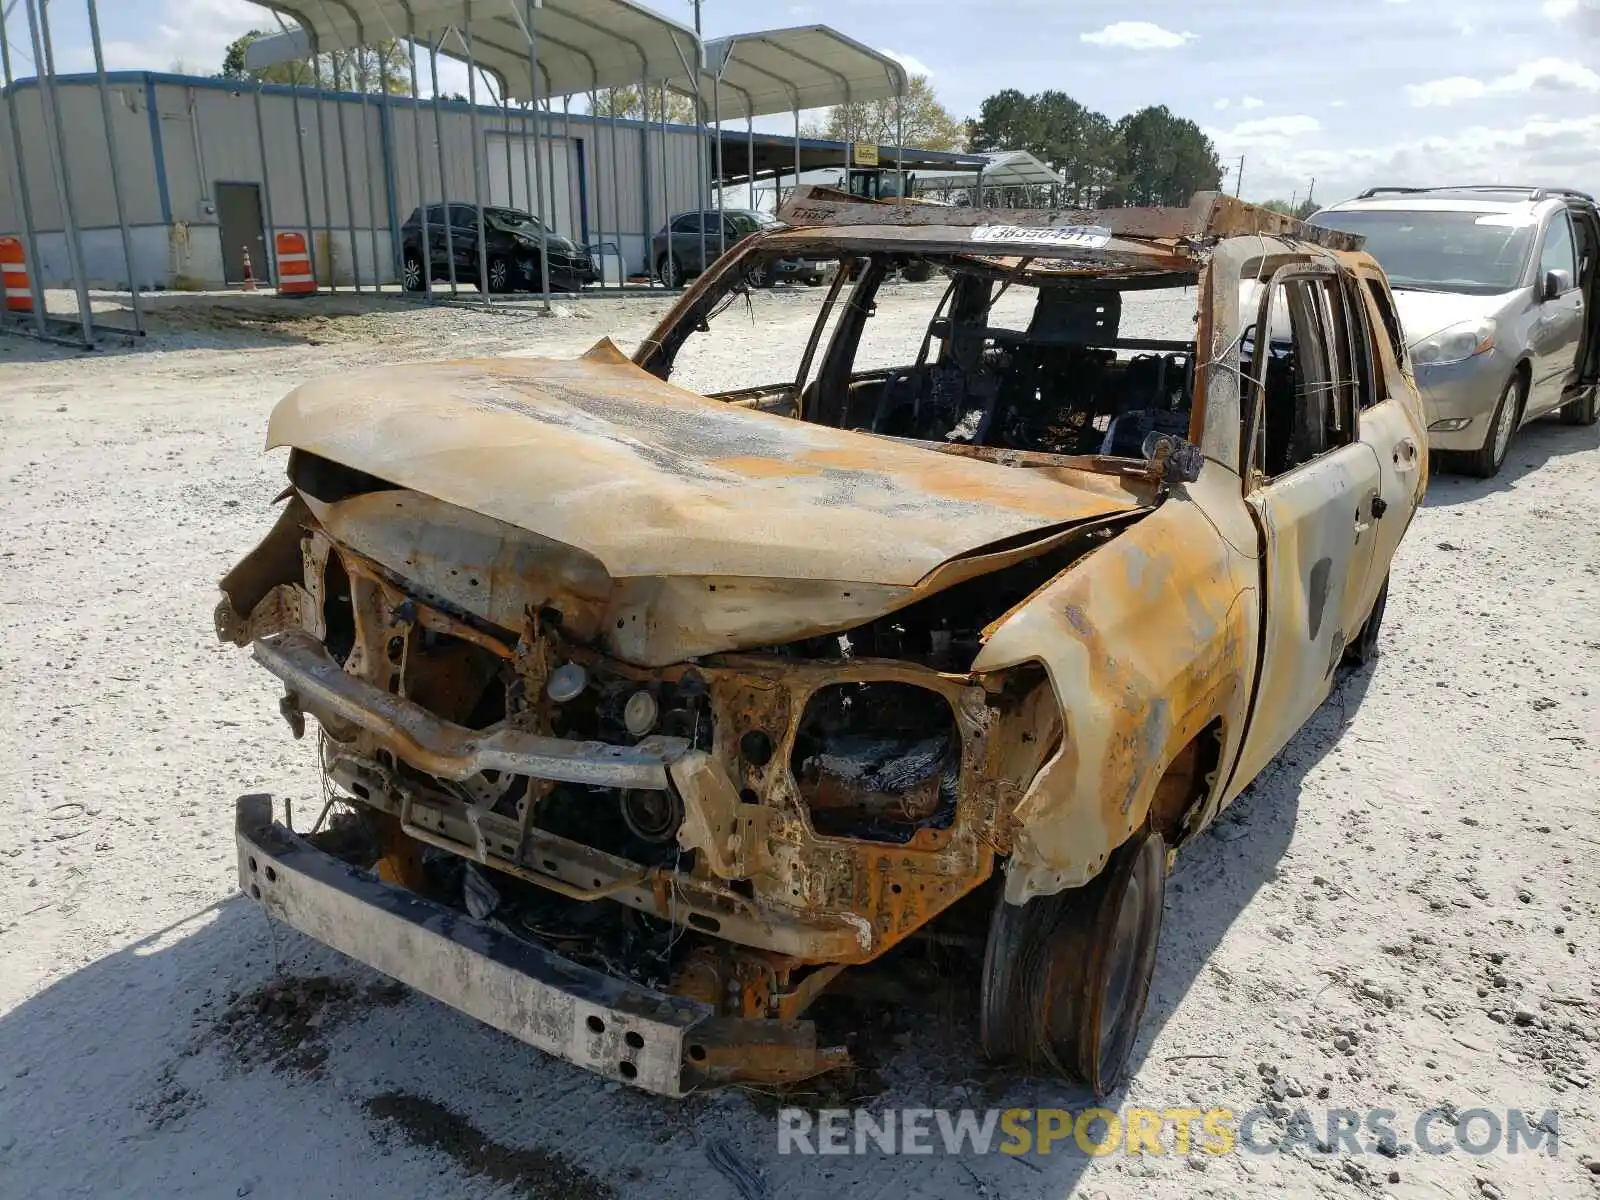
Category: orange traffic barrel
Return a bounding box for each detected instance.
[0,236,32,312]
[275,231,316,296]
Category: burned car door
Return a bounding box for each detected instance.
[1230,263,1383,787]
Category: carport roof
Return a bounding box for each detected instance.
[253,1,701,99]
[698,26,906,119]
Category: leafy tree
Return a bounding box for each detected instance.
[592,85,699,124]
[1108,106,1222,207]
[966,90,1222,208]
[1263,198,1320,219]
[219,29,410,93]
[802,76,965,151]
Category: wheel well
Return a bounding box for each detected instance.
[1513,359,1532,405]
[1147,719,1225,844]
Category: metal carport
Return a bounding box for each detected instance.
[250,0,703,306]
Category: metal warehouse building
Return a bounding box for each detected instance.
[0,70,711,291]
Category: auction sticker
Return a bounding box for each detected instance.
[970,224,1113,249]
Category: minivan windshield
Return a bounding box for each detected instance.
[1309,208,1534,294]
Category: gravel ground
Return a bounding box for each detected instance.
[1,286,1597,1200]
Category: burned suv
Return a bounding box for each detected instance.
[218,189,1426,1097]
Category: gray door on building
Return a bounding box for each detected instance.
[217,183,267,286]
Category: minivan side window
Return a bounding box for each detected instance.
[1540,211,1577,286]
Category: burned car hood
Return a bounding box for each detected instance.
[267,340,1139,590]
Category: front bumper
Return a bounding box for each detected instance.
[235,794,845,1096]
[1414,350,1515,452]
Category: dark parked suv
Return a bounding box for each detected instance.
[651,209,827,288]
[401,203,596,294]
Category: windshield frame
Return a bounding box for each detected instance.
[1308,207,1536,295]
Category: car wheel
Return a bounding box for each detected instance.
[658,254,685,288]
[1342,573,1389,668]
[485,255,512,294]
[1559,383,1599,426]
[747,261,775,289]
[401,251,425,292]
[980,830,1166,1097]
[1461,373,1523,478]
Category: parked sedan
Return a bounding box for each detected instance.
[401,203,597,294]
[650,209,827,288]
[1311,186,1599,477]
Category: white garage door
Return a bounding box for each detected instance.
[486,133,574,241]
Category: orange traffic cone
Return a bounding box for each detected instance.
[241,246,257,291]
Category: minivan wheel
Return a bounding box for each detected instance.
[1461,374,1523,478]
[980,830,1166,1097]
[401,252,425,292]
[1559,383,1599,426]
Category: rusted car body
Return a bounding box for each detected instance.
[219,189,1427,1097]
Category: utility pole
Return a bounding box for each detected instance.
[1305,176,1316,210]
[1234,153,1245,198]
[691,0,700,33]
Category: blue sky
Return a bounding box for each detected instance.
[16,0,1600,205]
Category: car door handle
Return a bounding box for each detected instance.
[1371,495,1388,519]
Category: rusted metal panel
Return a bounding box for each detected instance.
[268,346,1138,591]
[972,465,1261,901]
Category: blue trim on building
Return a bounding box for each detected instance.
[1,70,988,169]
[144,76,172,223]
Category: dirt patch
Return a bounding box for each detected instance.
[364,1090,616,1199]
[212,974,408,1077]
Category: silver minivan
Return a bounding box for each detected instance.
[1311,186,1599,477]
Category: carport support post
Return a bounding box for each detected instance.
[428,38,459,296]
[523,1,551,308]
[24,0,92,346]
[405,17,432,297]
[636,67,652,291]
[792,105,800,205]
[518,100,537,268]
[695,93,707,280]
[251,81,279,288]
[331,52,363,291]
[283,62,317,292]
[586,87,606,287]
[462,9,491,309]
[309,34,337,290]
[604,92,622,283]
[655,86,668,278]
[356,49,386,290]
[86,0,142,332]
[712,83,725,257]
[746,113,754,216]
[0,8,48,337]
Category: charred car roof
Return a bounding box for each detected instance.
[764,187,1367,280]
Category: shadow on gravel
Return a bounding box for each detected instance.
[0,667,1376,1200]
[1425,416,1600,507]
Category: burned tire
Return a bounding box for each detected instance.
[980,830,1166,1096]
[1460,373,1522,478]
[1342,573,1388,668]
[1559,383,1598,426]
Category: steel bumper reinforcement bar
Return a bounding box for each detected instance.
[236,794,846,1096]
[252,630,688,790]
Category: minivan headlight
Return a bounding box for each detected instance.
[1410,319,1495,367]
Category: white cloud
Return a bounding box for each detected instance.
[1330,99,1349,108]
[63,0,269,74]
[1080,21,1196,51]
[880,48,933,79]
[1407,57,1600,106]
[1223,112,1600,205]
[1543,0,1578,17]
[1241,96,1265,110]
[1214,98,1231,110]
[1217,114,1322,145]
